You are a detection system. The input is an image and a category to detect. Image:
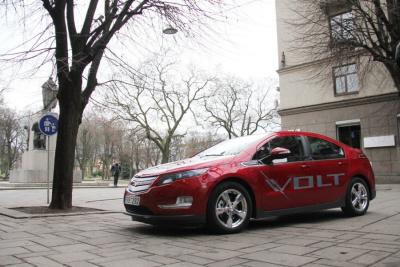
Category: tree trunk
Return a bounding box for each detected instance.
[49,79,83,210]
[81,164,86,179]
[161,139,171,164]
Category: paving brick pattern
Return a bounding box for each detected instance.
[0,185,399,266]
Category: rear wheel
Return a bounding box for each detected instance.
[206,182,252,234]
[341,177,370,216]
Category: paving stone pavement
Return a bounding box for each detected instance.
[0,184,399,267]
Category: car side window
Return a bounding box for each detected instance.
[308,137,345,160]
[253,136,307,162]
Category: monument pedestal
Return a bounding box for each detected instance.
[10,113,82,184]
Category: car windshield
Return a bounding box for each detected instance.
[195,134,267,157]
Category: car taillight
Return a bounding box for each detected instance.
[358,153,368,159]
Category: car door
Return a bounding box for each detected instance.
[305,136,349,204]
[253,135,315,211]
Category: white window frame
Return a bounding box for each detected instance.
[330,11,354,41]
[333,64,359,95]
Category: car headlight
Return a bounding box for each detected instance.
[156,168,210,186]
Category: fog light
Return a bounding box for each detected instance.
[158,196,193,209]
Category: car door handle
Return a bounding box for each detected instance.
[301,164,311,170]
[338,162,346,166]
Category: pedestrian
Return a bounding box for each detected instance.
[111,161,122,187]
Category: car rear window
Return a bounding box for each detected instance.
[308,137,345,160]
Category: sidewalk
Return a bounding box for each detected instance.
[0,184,399,266]
[0,178,127,189]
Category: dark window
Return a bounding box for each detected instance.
[333,64,358,95]
[330,11,354,41]
[337,125,361,148]
[308,137,345,160]
[253,136,308,162]
[398,117,400,144]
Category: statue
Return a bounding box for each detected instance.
[31,121,46,150]
[42,77,58,111]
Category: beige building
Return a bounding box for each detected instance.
[275,1,400,183]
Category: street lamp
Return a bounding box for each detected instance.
[163,25,178,35]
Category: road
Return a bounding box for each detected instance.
[0,184,399,266]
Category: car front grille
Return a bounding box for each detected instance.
[127,175,158,193]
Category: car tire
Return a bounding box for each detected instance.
[206,182,252,234]
[341,177,370,216]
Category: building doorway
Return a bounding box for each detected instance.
[337,125,361,148]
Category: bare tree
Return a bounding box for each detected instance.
[184,131,223,158]
[93,115,123,180]
[0,107,26,179]
[204,75,280,138]
[128,129,147,171]
[75,116,97,178]
[78,111,103,178]
[108,55,212,163]
[143,137,162,167]
[120,128,140,178]
[1,0,249,209]
[283,0,400,94]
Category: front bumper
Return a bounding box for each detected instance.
[123,171,215,228]
[124,209,206,229]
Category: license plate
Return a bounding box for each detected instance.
[125,195,140,206]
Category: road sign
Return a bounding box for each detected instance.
[39,114,58,136]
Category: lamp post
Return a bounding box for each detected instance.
[163,25,178,35]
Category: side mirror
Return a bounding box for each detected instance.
[260,147,291,164]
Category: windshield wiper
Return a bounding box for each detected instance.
[203,153,224,156]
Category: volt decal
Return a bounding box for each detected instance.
[260,171,289,199]
[261,171,345,198]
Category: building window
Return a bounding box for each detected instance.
[330,11,354,41]
[397,115,400,144]
[337,125,361,148]
[333,64,358,95]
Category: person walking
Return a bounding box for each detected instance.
[111,161,122,187]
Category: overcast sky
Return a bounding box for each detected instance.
[1,1,278,113]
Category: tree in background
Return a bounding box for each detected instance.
[75,116,97,178]
[108,54,213,164]
[204,75,280,139]
[0,107,27,179]
[94,114,122,180]
[75,113,226,175]
[284,0,400,94]
[184,131,223,158]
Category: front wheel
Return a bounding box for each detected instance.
[206,182,252,234]
[341,177,370,216]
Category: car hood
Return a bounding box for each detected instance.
[135,155,236,177]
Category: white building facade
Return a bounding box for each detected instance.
[275,1,400,183]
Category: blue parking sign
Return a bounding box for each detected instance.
[39,115,58,136]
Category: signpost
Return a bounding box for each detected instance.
[39,114,58,204]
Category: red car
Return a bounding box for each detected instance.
[124,131,376,234]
